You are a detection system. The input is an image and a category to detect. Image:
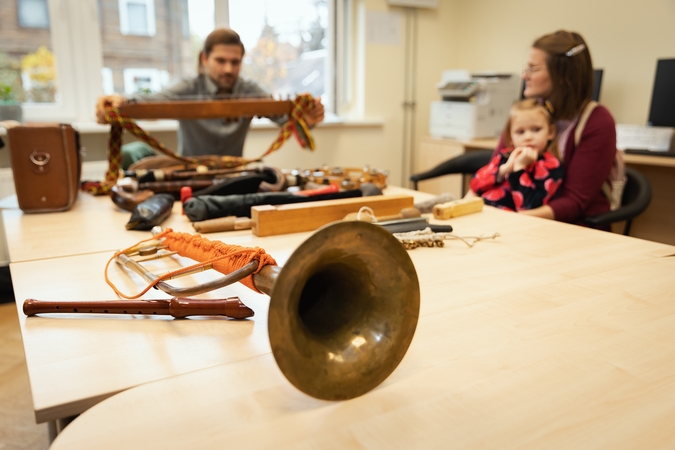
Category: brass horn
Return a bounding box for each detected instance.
[115,221,421,400]
[260,221,420,400]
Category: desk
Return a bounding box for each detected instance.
[47,210,675,448]
[416,136,675,245]
[10,187,427,423]
[1,193,196,263]
[10,188,675,440]
[621,153,675,245]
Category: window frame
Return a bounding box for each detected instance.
[17,0,51,29]
[118,0,157,37]
[20,0,348,124]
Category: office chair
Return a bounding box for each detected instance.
[583,167,651,235]
[410,154,651,236]
[410,150,493,191]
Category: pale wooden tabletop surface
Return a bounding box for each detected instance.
[49,229,675,448]
[1,193,197,263]
[0,186,428,263]
[11,189,675,431]
[10,187,426,422]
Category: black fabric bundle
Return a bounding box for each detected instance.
[126,193,174,230]
[184,183,383,222]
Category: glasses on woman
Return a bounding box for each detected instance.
[522,64,546,77]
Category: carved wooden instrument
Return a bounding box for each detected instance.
[23,297,254,319]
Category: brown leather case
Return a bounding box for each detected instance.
[8,124,81,213]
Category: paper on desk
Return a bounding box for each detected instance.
[616,124,674,151]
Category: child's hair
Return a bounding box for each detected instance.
[502,98,560,159]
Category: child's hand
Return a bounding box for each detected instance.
[513,146,538,171]
[498,148,523,179]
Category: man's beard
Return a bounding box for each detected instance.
[217,75,237,91]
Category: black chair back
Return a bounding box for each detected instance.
[410,150,492,190]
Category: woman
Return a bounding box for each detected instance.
[481,30,617,226]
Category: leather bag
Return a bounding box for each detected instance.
[8,124,81,213]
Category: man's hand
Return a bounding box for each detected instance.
[304,97,325,128]
[95,93,127,124]
[0,120,21,129]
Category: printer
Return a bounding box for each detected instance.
[429,70,520,140]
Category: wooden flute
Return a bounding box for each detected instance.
[23,297,254,319]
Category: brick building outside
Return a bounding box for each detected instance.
[0,0,195,102]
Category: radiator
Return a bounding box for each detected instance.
[0,161,109,199]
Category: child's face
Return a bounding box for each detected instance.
[510,109,555,154]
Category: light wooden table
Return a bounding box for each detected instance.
[57,258,675,449]
[621,153,675,245]
[1,192,197,263]
[10,187,426,423]
[10,189,675,435]
[47,215,675,448]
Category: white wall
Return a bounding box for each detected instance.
[444,0,675,125]
[8,0,673,187]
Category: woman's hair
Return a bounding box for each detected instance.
[197,28,246,74]
[502,98,560,159]
[532,30,593,120]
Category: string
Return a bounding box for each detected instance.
[105,229,277,299]
[356,206,376,222]
[259,93,316,158]
[393,228,500,250]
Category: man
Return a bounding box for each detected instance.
[95,28,324,168]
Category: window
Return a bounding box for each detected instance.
[101,0,201,96]
[122,68,169,95]
[0,0,346,123]
[229,0,329,104]
[18,0,50,29]
[119,0,156,36]
[1,1,58,110]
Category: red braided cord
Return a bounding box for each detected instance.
[260,93,316,158]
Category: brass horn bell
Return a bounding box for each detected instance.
[259,221,420,400]
[116,221,420,400]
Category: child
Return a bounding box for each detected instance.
[469,99,564,211]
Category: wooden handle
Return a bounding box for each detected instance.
[433,197,484,220]
[376,207,421,222]
[192,217,252,233]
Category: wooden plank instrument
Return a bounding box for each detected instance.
[117,97,293,120]
[250,194,415,237]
